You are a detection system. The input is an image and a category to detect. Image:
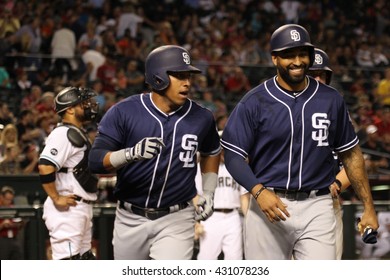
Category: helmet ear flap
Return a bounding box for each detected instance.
[152,74,169,91]
[154,74,164,86]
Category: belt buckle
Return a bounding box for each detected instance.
[296,192,308,201]
[282,190,308,201]
[144,208,169,220]
[144,210,154,220]
[284,190,296,201]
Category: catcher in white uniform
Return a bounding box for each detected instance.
[195,132,247,260]
[38,87,99,260]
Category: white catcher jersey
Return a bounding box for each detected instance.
[196,163,246,209]
[40,126,97,201]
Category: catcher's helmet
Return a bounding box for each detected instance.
[270,24,315,66]
[309,48,333,85]
[55,87,97,116]
[145,45,201,91]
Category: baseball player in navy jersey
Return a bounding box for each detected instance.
[308,48,352,259]
[221,24,378,260]
[195,131,246,260]
[88,45,221,260]
[38,87,99,260]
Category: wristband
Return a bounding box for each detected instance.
[124,147,132,161]
[334,179,342,188]
[254,186,266,200]
[110,148,129,169]
[40,172,56,184]
[202,172,218,194]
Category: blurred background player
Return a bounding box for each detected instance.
[308,48,351,259]
[38,87,99,260]
[195,130,246,260]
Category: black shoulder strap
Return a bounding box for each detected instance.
[59,123,91,148]
[57,123,98,193]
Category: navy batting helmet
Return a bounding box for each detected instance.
[270,24,315,66]
[145,45,201,91]
[309,48,333,85]
[55,87,97,117]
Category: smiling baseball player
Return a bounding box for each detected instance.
[221,24,378,259]
[88,45,221,260]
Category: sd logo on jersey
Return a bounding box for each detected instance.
[180,134,198,167]
[312,113,330,146]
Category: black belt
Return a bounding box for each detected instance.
[58,167,72,173]
[214,208,235,213]
[273,188,330,201]
[119,201,189,220]
[74,195,95,205]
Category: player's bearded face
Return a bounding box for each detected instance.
[75,105,87,122]
[76,99,98,122]
[274,48,310,85]
[277,63,308,85]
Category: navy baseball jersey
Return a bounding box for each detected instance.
[221,76,358,191]
[90,93,221,208]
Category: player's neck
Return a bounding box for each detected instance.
[62,116,83,129]
[276,76,307,93]
[151,92,182,114]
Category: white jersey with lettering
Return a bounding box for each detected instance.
[40,125,97,259]
[196,163,246,259]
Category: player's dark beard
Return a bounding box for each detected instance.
[75,110,87,123]
[277,64,307,85]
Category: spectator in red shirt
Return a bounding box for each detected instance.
[20,85,42,112]
[96,52,118,96]
[224,66,251,103]
[0,186,24,259]
[376,106,390,137]
[34,91,56,120]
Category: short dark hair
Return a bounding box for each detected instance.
[18,109,32,119]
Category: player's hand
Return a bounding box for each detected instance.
[195,192,214,221]
[52,194,77,211]
[128,137,165,161]
[357,216,379,244]
[256,189,290,223]
[329,183,340,198]
[194,222,204,240]
[357,208,379,236]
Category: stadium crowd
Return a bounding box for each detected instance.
[1,0,390,185]
[1,0,390,261]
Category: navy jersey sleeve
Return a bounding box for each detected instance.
[221,101,257,158]
[198,108,221,156]
[89,100,130,173]
[97,104,126,149]
[221,99,260,191]
[333,97,359,153]
[89,95,160,173]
